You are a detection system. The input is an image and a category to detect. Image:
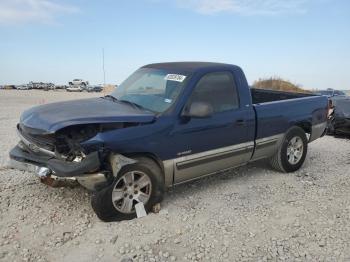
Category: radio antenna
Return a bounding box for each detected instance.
[102,48,106,86]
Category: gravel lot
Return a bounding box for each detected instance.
[0,90,350,262]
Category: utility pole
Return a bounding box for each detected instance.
[102,48,106,87]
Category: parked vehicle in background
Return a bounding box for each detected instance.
[29,82,54,90]
[3,85,16,90]
[69,79,89,87]
[68,79,89,92]
[86,85,103,92]
[66,86,83,92]
[29,82,44,89]
[44,83,56,91]
[327,96,350,136]
[55,85,68,90]
[16,85,30,90]
[316,88,350,136]
[9,62,329,222]
[315,88,346,97]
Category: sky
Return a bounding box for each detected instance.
[0,0,349,90]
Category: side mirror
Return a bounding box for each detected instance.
[183,102,213,118]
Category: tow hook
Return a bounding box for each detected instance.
[34,166,107,190]
[35,166,78,188]
[35,167,51,177]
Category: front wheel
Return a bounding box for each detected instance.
[91,157,164,222]
[270,126,308,173]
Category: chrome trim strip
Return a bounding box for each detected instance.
[251,133,284,161]
[172,162,249,187]
[16,129,56,157]
[163,159,174,187]
[255,133,283,145]
[175,141,254,164]
[162,134,285,187]
[162,141,254,187]
[176,146,252,171]
[255,140,277,149]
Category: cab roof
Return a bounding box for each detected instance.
[142,62,240,73]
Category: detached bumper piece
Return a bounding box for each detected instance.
[9,145,100,177]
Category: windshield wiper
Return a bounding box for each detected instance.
[102,95,119,102]
[119,99,147,111]
[102,95,151,112]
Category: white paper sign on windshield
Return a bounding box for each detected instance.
[165,74,187,82]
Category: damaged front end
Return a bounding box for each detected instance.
[331,117,350,136]
[328,97,350,136]
[9,123,134,191]
[9,95,157,191]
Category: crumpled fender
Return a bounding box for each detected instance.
[109,154,137,177]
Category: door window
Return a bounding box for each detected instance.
[189,72,239,113]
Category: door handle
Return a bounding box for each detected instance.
[235,119,245,126]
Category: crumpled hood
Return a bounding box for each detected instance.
[20,97,156,133]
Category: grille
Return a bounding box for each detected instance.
[17,125,56,152]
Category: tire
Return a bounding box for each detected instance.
[270,126,308,173]
[91,157,164,222]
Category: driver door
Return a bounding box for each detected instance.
[170,71,255,184]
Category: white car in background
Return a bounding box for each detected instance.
[66,86,83,92]
[68,79,89,87]
[16,85,30,90]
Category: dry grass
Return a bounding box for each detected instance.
[253,77,311,93]
[102,84,116,94]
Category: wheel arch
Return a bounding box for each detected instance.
[92,152,166,222]
[124,152,165,173]
[294,121,311,135]
[270,125,308,173]
[107,151,171,187]
[123,152,174,188]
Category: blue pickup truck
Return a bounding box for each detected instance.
[10,62,328,221]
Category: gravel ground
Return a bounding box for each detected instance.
[0,90,350,262]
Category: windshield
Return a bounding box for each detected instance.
[317,90,346,96]
[318,90,333,96]
[111,68,190,113]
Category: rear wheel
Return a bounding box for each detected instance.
[270,126,308,173]
[91,157,164,222]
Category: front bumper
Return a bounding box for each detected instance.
[10,144,101,177]
[9,144,108,191]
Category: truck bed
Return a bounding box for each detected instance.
[251,88,315,104]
